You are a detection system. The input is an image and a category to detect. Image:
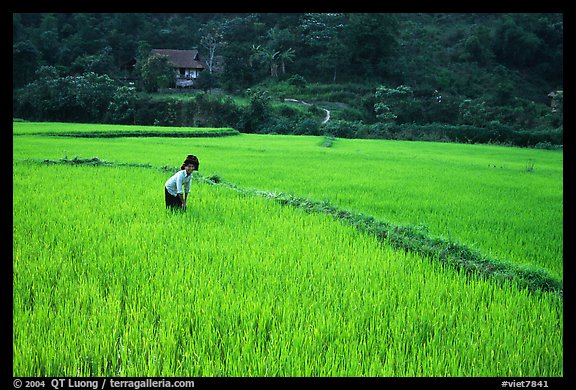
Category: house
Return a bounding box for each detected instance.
[151,49,205,87]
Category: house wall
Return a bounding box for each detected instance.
[174,68,202,87]
[177,68,200,79]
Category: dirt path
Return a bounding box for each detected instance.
[284,98,331,124]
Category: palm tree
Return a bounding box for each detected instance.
[279,48,295,75]
[252,45,280,78]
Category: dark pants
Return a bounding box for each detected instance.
[165,188,183,209]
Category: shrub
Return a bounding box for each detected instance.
[13,69,122,123]
[287,74,307,89]
[296,118,321,136]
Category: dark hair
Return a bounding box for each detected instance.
[181,154,199,170]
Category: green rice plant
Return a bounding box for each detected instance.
[13,161,562,377]
[12,122,239,137]
[24,155,563,294]
[13,124,563,281]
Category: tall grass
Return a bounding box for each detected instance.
[12,122,239,137]
[13,162,562,376]
[13,126,563,280]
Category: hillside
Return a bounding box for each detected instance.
[12,13,563,145]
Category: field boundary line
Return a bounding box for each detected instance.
[12,132,240,138]
[203,174,562,298]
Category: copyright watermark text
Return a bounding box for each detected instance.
[12,378,194,390]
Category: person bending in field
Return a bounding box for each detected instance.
[165,154,199,210]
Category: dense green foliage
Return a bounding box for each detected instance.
[13,13,563,145]
[13,124,563,376]
[12,13,562,90]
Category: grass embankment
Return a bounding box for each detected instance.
[12,122,239,137]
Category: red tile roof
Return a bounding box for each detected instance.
[151,49,205,70]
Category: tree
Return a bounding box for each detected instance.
[266,26,294,51]
[194,70,217,93]
[220,42,254,91]
[136,53,174,92]
[36,14,60,65]
[73,72,118,122]
[300,13,346,82]
[493,16,542,69]
[374,84,413,125]
[251,45,280,78]
[13,40,41,88]
[458,99,490,127]
[242,88,273,132]
[107,85,137,124]
[279,48,295,75]
[342,13,398,78]
[14,68,120,123]
[200,21,227,74]
[71,46,116,75]
[265,27,296,75]
[462,26,494,66]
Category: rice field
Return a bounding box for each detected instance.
[12,121,238,137]
[12,122,563,377]
[13,128,563,279]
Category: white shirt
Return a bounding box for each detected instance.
[165,170,193,196]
